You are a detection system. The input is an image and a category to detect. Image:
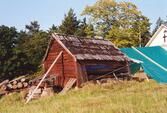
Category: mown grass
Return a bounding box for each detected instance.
[1,80,167,113]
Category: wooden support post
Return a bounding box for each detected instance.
[126,60,132,80]
[61,52,65,87]
[113,73,118,80]
[82,64,88,82]
[26,51,63,104]
[76,63,88,85]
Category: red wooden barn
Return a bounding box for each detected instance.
[42,33,131,88]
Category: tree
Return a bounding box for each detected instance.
[25,21,40,35]
[18,21,49,69]
[0,25,23,79]
[59,8,80,35]
[82,0,151,47]
[152,17,164,35]
[24,31,49,67]
[0,25,47,80]
[75,18,95,37]
[49,9,95,38]
[82,24,95,38]
[48,24,59,34]
[137,16,151,46]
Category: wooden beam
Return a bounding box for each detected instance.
[76,63,87,85]
[126,60,131,79]
[26,51,63,104]
[75,62,80,87]
[113,73,118,80]
[82,64,88,82]
[61,52,65,86]
[60,78,77,94]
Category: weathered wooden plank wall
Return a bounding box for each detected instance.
[78,60,130,80]
[44,40,78,87]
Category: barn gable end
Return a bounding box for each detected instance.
[43,36,78,87]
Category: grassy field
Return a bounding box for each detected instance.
[1,80,167,113]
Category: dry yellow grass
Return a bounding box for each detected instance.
[1,80,167,113]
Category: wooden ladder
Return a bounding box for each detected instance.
[60,78,77,94]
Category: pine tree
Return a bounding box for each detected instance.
[48,24,59,34]
[18,21,49,73]
[75,18,95,37]
[0,25,23,79]
[49,9,95,37]
[152,17,164,35]
[25,21,40,35]
[59,8,79,35]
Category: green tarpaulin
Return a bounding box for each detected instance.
[121,46,167,83]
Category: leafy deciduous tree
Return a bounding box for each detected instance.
[82,0,151,47]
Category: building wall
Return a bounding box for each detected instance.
[147,26,167,50]
[43,39,78,87]
[78,60,130,80]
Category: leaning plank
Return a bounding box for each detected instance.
[113,73,118,80]
[25,51,63,104]
[60,78,77,94]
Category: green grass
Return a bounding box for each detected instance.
[1,80,167,113]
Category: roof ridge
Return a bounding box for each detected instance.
[53,32,109,41]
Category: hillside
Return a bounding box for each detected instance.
[0,80,167,113]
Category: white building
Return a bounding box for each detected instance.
[146,24,167,50]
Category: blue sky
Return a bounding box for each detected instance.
[0,0,167,31]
